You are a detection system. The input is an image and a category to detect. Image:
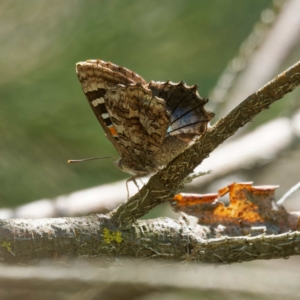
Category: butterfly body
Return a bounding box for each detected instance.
[76,60,214,177]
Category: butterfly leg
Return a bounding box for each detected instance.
[126,175,142,200]
[125,178,130,200]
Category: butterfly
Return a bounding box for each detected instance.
[75,60,214,183]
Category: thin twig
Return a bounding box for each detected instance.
[277,181,300,206]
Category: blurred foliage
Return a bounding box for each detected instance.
[0,0,272,207]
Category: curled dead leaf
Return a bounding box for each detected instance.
[171,182,300,236]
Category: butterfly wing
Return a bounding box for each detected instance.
[76,60,214,175]
[104,84,170,174]
[148,81,214,141]
[76,60,147,155]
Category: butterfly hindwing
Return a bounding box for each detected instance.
[104,84,170,158]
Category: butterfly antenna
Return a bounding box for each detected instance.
[68,156,116,164]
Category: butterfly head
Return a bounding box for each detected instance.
[113,158,156,177]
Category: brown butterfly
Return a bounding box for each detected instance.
[75,59,214,184]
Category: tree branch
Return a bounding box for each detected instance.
[111,61,300,227]
[0,215,300,263]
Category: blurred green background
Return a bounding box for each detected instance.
[0,0,272,207]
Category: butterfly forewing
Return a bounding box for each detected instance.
[148,81,214,138]
[76,60,147,155]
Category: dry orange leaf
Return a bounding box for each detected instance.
[171,182,300,236]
